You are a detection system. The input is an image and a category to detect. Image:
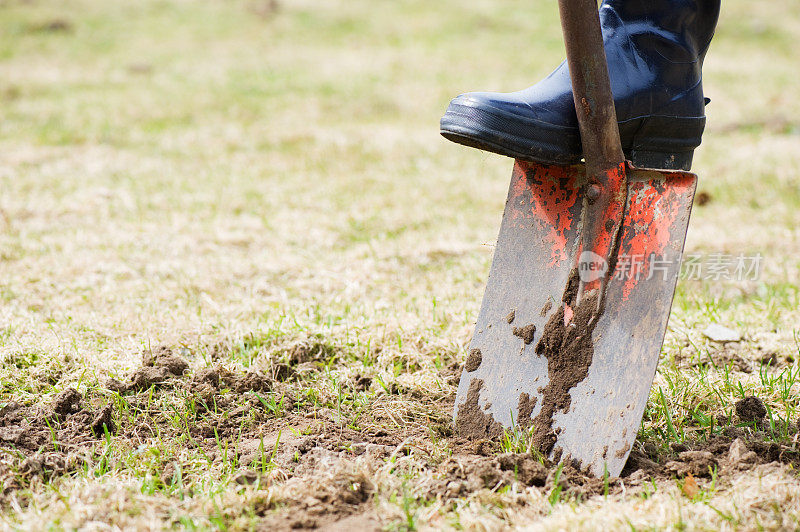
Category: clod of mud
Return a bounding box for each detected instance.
[129,366,176,391]
[286,339,337,366]
[666,450,718,477]
[512,324,536,345]
[91,403,115,436]
[52,388,82,417]
[19,452,85,481]
[517,393,537,428]
[351,374,372,392]
[455,379,503,439]
[271,362,294,382]
[219,368,272,393]
[735,396,767,423]
[106,346,192,393]
[259,468,375,530]
[193,367,221,387]
[546,461,607,498]
[506,310,515,324]
[464,349,482,373]
[532,269,599,455]
[434,452,547,498]
[695,190,712,206]
[143,346,189,376]
[1,391,117,472]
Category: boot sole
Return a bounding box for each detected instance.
[440,101,705,171]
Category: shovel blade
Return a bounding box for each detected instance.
[455,160,696,477]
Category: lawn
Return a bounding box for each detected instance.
[1,0,800,529]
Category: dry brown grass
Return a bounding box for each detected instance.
[1,0,800,529]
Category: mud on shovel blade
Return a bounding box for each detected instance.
[454,0,698,477]
[454,161,695,477]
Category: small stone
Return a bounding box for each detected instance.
[702,324,742,343]
[728,437,757,467]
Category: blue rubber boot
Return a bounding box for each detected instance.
[440,0,721,170]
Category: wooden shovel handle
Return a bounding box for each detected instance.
[557,0,625,177]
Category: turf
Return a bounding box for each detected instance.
[1,0,800,529]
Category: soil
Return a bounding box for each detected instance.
[532,270,599,456]
[506,310,516,324]
[453,269,601,459]
[454,379,503,439]
[5,344,800,530]
[517,393,537,428]
[695,190,712,206]
[0,387,115,480]
[735,396,767,423]
[513,324,536,345]
[464,348,482,373]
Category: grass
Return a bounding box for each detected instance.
[1,0,800,529]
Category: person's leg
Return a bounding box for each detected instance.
[439,0,721,171]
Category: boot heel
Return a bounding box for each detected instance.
[629,149,694,171]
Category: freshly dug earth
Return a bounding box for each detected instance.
[531,274,598,457]
[454,269,602,460]
[2,343,800,530]
[736,395,768,423]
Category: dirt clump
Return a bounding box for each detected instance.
[286,339,337,366]
[218,367,272,393]
[434,453,547,497]
[546,461,607,498]
[0,393,116,459]
[52,387,82,417]
[193,366,221,387]
[464,349,482,372]
[454,379,503,439]
[506,310,515,323]
[517,393,537,428]
[258,466,375,530]
[143,346,189,376]
[532,269,599,456]
[513,324,536,345]
[107,346,190,393]
[128,366,176,391]
[271,362,294,382]
[735,396,767,423]
[90,403,115,436]
[19,452,85,481]
[665,450,718,477]
[695,190,712,206]
[351,374,372,392]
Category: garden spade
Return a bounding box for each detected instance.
[453,0,698,477]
